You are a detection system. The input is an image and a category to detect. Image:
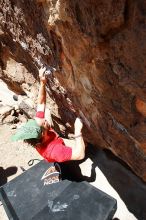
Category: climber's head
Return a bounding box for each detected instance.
[11,119,42,142]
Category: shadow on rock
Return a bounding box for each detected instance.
[0,166,18,187]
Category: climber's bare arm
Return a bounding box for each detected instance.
[34,67,47,126]
[37,67,47,112]
[63,118,85,160]
[70,118,86,160]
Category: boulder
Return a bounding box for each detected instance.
[0,0,146,181]
[19,100,35,119]
[0,106,14,123]
[3,115,16,124]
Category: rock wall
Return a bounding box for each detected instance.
[0,0,146,181]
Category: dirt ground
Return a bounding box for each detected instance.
[0,123,146,220]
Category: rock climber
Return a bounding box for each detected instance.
[12,67,86,163]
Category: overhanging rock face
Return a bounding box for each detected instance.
[0,0,146,181]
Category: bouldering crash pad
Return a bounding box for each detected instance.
[0,160,117,220]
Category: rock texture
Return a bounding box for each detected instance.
[0,0,146,181]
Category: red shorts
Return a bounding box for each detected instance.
[35,111,72,162]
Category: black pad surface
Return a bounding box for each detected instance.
[0,160,117,220]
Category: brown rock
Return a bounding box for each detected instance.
[135,98,146,117]
[0,0,146,181]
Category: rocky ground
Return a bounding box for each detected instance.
[0,81,146,220]
[0,80,42,219]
